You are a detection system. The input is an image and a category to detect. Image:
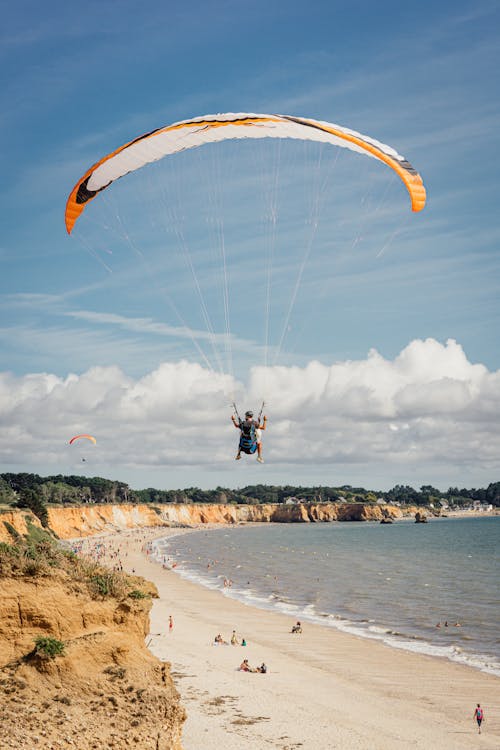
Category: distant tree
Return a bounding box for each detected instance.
[419,485,442,505]
[0,477,17,505]
[485,482,500,507]
[2,472,43,493]
[16,487,49,527]
[385,485,421,505]
[2,473,498,509]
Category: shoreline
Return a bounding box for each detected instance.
[75,526,499,749]
[150,524,500,678]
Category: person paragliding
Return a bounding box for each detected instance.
[66,112,426,463]
[231,407,267,463]
[69,434,96,464]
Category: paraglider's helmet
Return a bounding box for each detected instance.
[245,411,253,418]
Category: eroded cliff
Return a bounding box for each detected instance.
[0,501,405,542]
[0,510,43,541]
[0,536,185,750]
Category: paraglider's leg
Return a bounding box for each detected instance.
[256,441,264,463]
[235,449,241,460]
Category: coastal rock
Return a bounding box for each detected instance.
[415,511,428,523]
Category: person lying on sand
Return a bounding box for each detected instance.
[214,634,228,645]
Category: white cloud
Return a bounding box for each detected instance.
[1,338,499,487]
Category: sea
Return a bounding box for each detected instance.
[151,516,500,676]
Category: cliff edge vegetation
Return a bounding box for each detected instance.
[0,523,185,750]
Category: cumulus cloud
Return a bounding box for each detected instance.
[1,338,499,484]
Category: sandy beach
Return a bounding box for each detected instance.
[79,527,499,749]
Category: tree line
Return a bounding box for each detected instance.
[1,473,499,527]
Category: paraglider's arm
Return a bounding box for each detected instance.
[231,415,241,430]
[259,416,268,431]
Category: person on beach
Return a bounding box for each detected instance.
[231,410,267,463]
[291,621,302,634]
[169,615,174,633]
[474,704,484,733]
[231,630,239,645]
[257,662,268,673]
[239,659,255,672]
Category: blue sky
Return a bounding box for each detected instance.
[1,1,500,490]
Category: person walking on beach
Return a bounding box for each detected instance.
[168,615,174,633]
[474,704,484,733]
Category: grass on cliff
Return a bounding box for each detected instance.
[0,524,152,602]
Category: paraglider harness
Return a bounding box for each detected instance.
[232,402,264,455]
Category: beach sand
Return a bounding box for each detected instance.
[83,527,499,749]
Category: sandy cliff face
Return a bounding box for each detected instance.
[0,510,43,542]
[45,502,404,538]
[46,504,164,539]
[1,502,404,541]
[0,567,185,749]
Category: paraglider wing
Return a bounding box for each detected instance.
[65,113,426,233]
[69,434,97,445]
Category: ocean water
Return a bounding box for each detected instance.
[152,516,500,675]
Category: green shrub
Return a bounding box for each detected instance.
[3,521,21,541]
[0,541,19,575]
[91,574,111,596]
[16,489,49,527]
[23,544,38,560]
[128,589,149,600]
[34,637,65,658]
[26,522,57,545]
[23,560,45,576]
[89,572,125,599]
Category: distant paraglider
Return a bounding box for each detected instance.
[69,434,97,445]
[69,435,96,465]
